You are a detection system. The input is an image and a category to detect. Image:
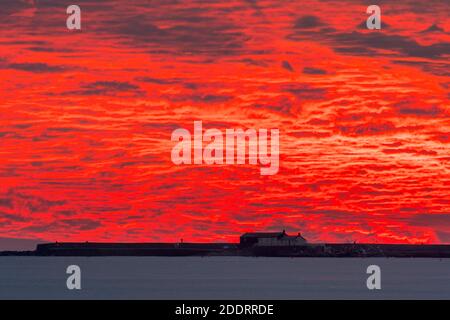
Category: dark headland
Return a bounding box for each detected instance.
[2,231,450,257]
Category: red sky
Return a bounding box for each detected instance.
[0,0,449,247]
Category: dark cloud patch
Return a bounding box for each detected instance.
[65,81,144,96]
[0,212,26,222]
[82,81,139,93]
[0,190,65,214]
[14,123,33,129]
[430,132,450,143]
[20,223,53,233]
[331,32,450,59]
[251,96,293,115]
[4,62,66,73]
[60,218,102,231]
[307,118,330,126]
[289,21,450,60]
[112,161,146,169]
[0,40,49,46]
[0,0,29,16]
[382,148,438,156]
[436,231,450,244]
[21,218,101,233]
[293,15,324,29]
[281,61,294,72]
[402,1,449,14]
[420,24,445,33]
[397,106,443,117]
[0,198,13,208]
[45,127,83,133]
[141,122,188,132]
[289,130,331,138]
[282,83,327,100]
[392,60,450,77]
[3,1,248,57]
[136,76,197,89]
[393,100,444,117]
[136,77,178,85]
[407,213,450,227]
[166,93,233,104]
[108,13,248,57]
[55,210,78,216]
[337,122,397,136]
[333,46,377,56]
[236,58,268,67]
[27,46,74,53]
[16,0,113,14]
[303,67,327,75]
[81,205,132,214]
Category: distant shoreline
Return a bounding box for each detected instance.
[2,242,450,258]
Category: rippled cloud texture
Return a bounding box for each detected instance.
[0,0,449,245]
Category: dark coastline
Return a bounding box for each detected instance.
[2,242,450,258]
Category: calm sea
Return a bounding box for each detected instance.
[0,257,449,299]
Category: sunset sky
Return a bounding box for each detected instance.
[0,0,449,248]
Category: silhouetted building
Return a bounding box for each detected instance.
[240,230,307,247]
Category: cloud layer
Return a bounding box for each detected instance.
[0,0,449,245]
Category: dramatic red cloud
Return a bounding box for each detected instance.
[0,0,449,245]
